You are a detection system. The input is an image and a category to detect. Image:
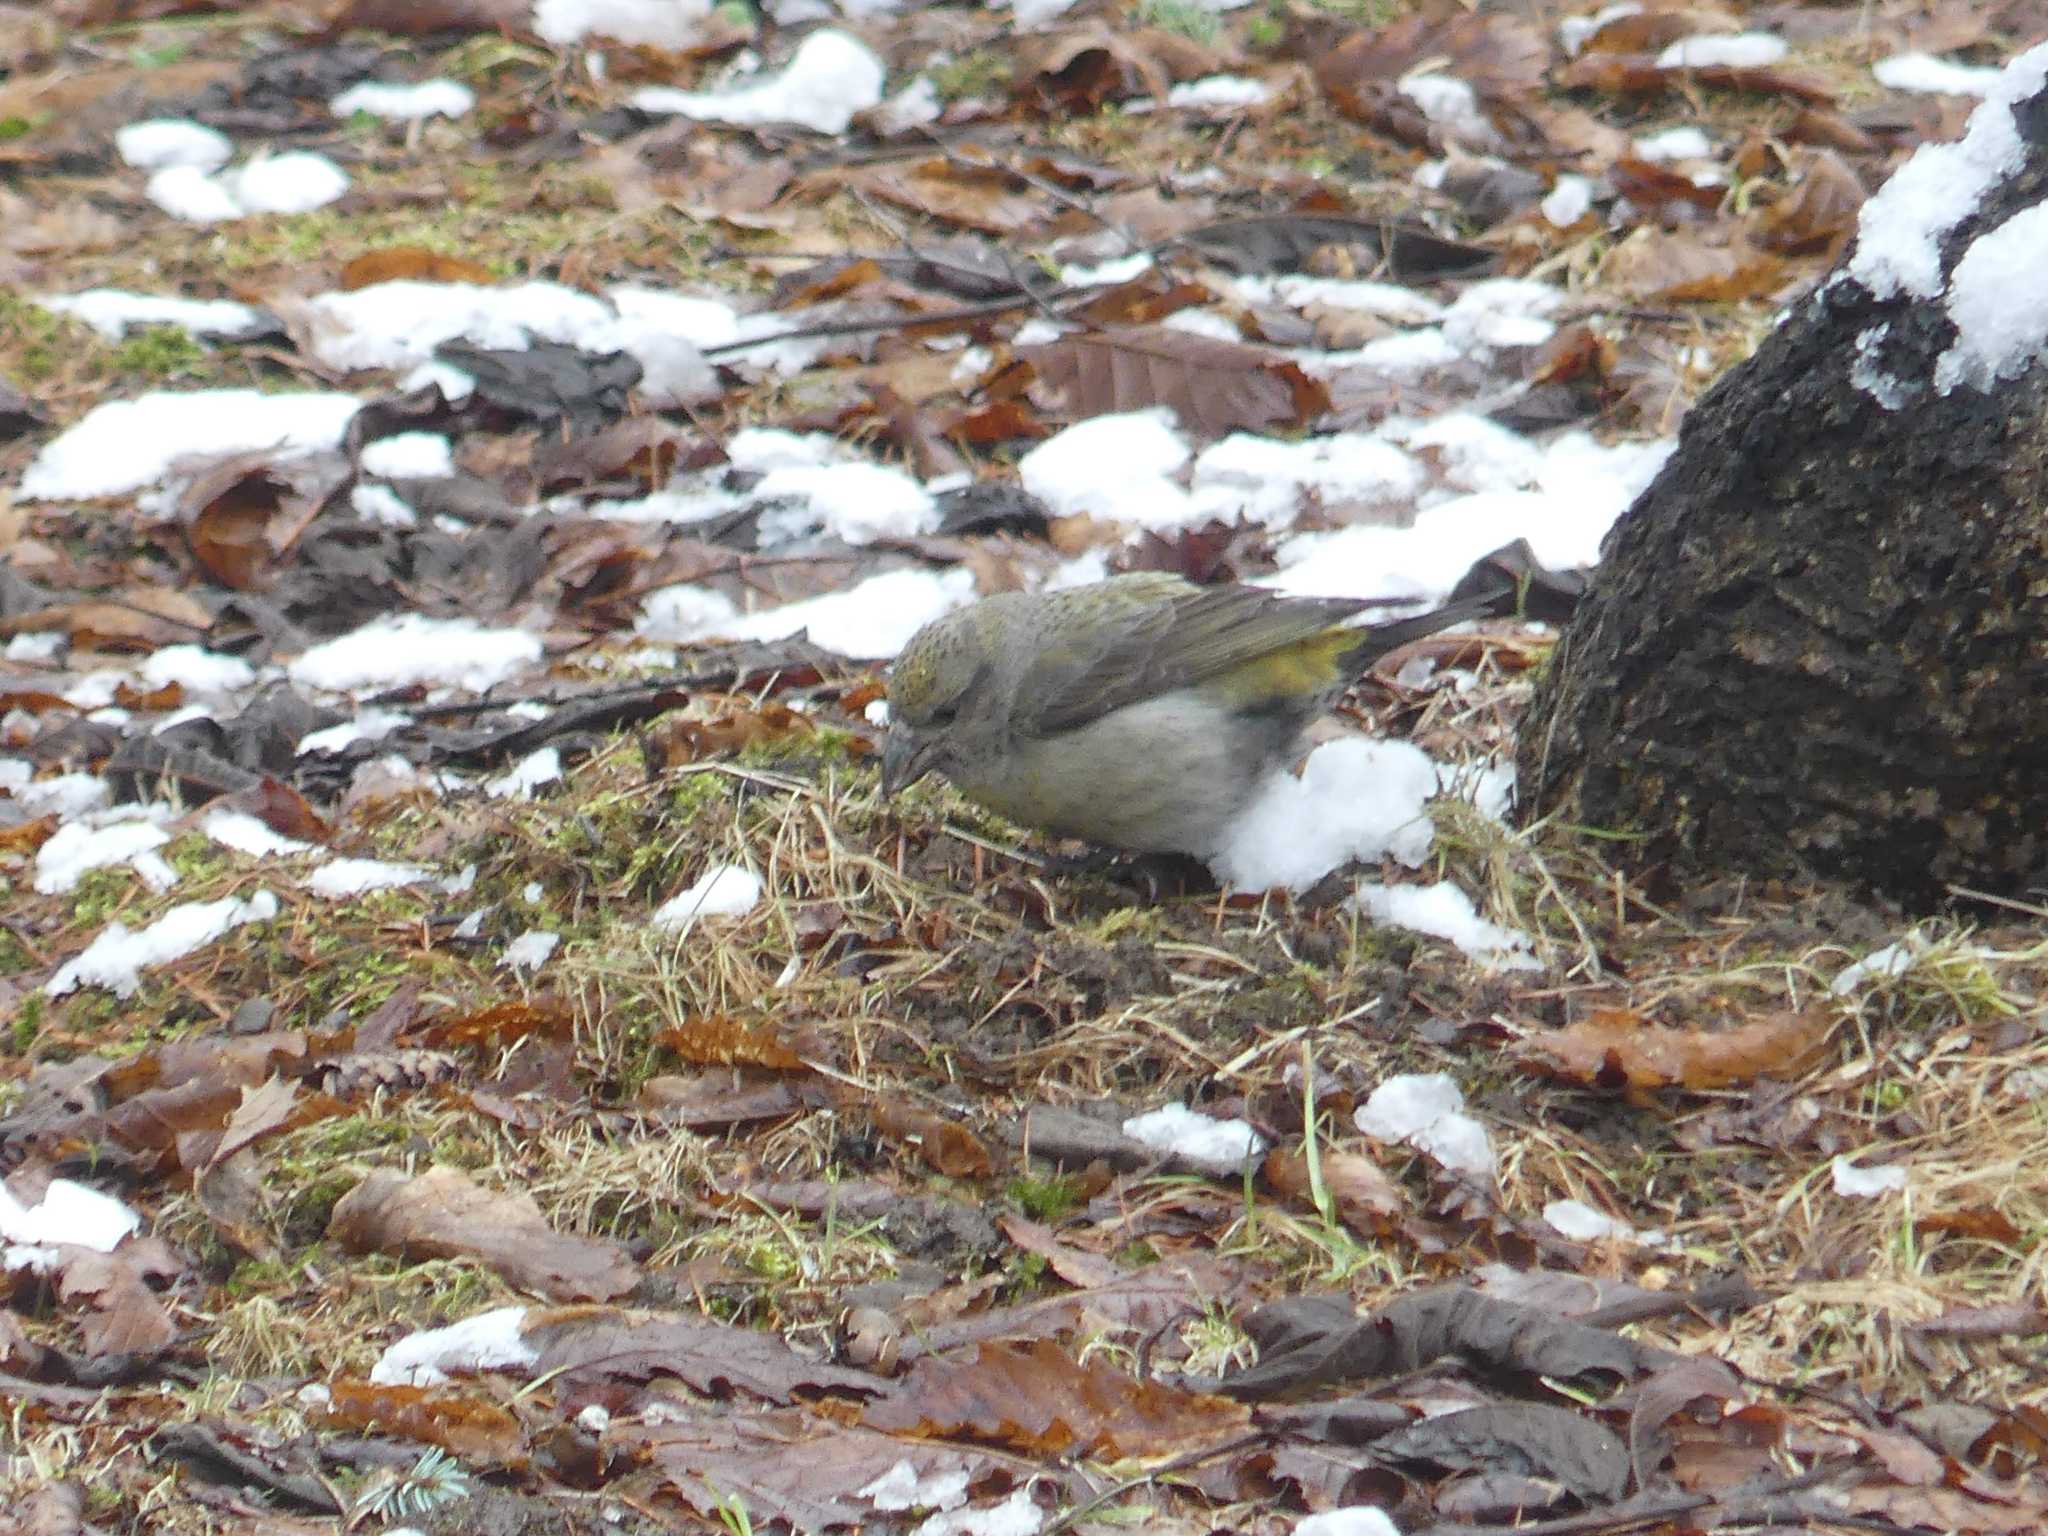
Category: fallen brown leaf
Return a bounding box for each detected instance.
[1604,224,1786,302]
[864,1338,1249,1457]
[1018,326,1330,437]
[340,247,499,289]
[1514,1006,1836,1092]
[328,1166,640,1302]
[319,1379,527,1466]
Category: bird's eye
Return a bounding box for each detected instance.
[927,701,960,728]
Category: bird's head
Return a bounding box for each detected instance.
[881,605,1000,796]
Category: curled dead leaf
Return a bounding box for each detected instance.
[320,1379,527,1465]
[1514,1006,1837,1093]
[1760,149,1866,256]
[871,1098,996,1179]
[341,246,498,289]
[1021,25,1172,116]
[659,1015,806,1071]
[1263,1145,1405,1237]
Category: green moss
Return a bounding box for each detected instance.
[740,1238,803,1282]
[212,183,553,277]
[1135,0,1219,43]
[0,920,31,977]
[64,989,122,1033]
[732,724,862,772]
[1005,1250,1050,1296]
[223,1256,300,1297]
[327,1115,415,1157]
[441,33,558,82]
[429,1129,498,1172]
[296,945,428,1014]
[108,321,230,387]
[1008,1172,1083,1223]
[1344,923,1416,967]
[1081,906,1165,944]
[8,992,43,1053]
[619,832,692,899]
[0,291,86,382]
[667,773,734,823]
[66,866,139,929]
[928,50,1012,103]
[228,210,351,268]
[1303,0,1405,20]
[423,1264,501,1323]
[128,40,188,68]
[1868,1079,1909,1114]
[605,1014,671,1097]
[163,831,231,881]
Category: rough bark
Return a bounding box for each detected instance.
[1519,63,2048,906]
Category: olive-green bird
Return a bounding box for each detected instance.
[880,573,1493,859]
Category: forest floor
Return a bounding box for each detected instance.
[2,1,2046,1533]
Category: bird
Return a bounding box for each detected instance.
[880,573,1494,859]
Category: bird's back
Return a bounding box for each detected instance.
[1015,578,1367,739]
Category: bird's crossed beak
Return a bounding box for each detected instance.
[880,727,938,797]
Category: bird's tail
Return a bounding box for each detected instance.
[1341,593,1502,671]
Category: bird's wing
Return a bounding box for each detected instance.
[1022,582,1365,736]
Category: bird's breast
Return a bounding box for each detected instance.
[953,691,1295,856]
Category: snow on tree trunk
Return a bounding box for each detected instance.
[1518,44,2048,906]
